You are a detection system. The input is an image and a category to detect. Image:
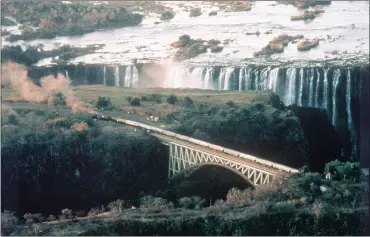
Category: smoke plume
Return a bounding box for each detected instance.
[1,62,96,114]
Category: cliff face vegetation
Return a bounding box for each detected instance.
[1,0,143,42]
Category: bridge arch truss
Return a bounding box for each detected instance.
[167,142,276,186]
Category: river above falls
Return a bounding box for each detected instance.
[1,1,369,66]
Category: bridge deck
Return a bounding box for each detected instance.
[152,133,285,176]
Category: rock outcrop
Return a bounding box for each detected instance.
[189,8,202,17]
[160,11,175,20]
[291,10,317,21]
[171,35,224,61]
[254,34,304,57]
[297,39,320,51]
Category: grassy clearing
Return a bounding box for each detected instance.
[2,85,270,125]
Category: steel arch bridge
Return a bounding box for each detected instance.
[93,115,300,187]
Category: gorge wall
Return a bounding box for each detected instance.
[27,63,369,161]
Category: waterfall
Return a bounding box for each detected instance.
[314,68,320,107]
[284,68,297,105]
[114,66,120,87]
[164,66,188,88]
[261,68,270,90]
[103,66,107,86]
[239,67,245,91]
[132,66,139,88]
[346,69,352,130]
[298,68,304,106]
[188,67,204,89]
[331,69,341,126]
[204,67,213,89]
[323,68,329,110]
[124,65,132,87]
[308,68,314,107]
[218,68,226,90]
[65,70,69,79]
[245,68,252,90]
[267,68,279,93]
[223,67,235,90]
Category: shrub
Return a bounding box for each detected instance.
[23,213,44,224]
[178,196,206,209]
[129,97,141,106]
[46,215,56,222]
[61,208,73,219]
[140,96,148,101]
[166,94,178,105]
[108,199,125,213]
[182,96,194,108]
[88,205,106,217]
[147,94,162,103]
[126,96,133,102]
[140,195,174,209]
[74,211,85,218]
[226,101,235,107]
[1,210,18,236]
[96,96,113,110]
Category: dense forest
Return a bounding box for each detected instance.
[1,0,143,42]
[1,107,168,216]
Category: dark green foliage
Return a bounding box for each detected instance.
[96,96,113,110]
[1,112,166,217]
[324,160,360,181]
[146,94,162,103]
[226,100,235,107]
[78,208,366,236]
[166,94,178,105]
[1,210,18,236]
[169,102,308,168]
[129,97,141,106]
[2,0,143,42]
[160,11,175,20]
[1,17,17,26]
[178,196,206,209]
[140,96,148,101]
[182,96,194,108]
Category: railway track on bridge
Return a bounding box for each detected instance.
[93,114,299,185]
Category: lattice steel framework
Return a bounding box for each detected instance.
[167,142,276,186]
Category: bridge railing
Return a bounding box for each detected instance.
[93,114,300,174]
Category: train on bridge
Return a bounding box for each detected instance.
[93,114,299,174]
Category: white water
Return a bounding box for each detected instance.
[223,67,235,90]
[218,68,226,90]
[267,68,279,92]
[308,68,315,107]
[322,68,329,109]
[298,68,304,106]
[238,67,245,91]
[314,68,320,108]
[103,66,107,86]
[124,65,132,87]
[189,67,205,89]
[346,69,352,130]
[3,1,368,66]
[114,66,120,87]
[331,69,341,126]
[285,68,297,105]
[204,67,213,89]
